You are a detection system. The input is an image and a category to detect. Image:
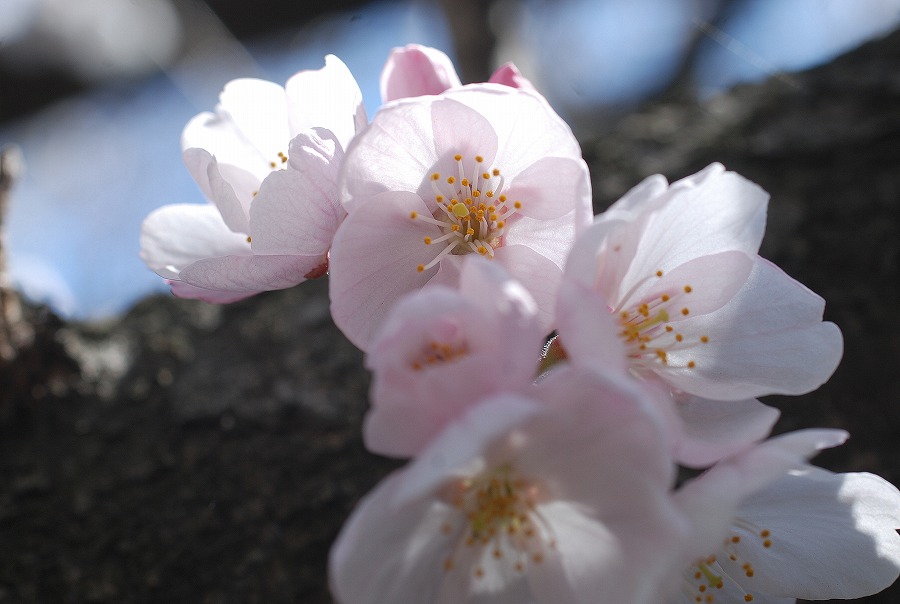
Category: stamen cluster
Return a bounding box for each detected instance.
[411,153,522,272]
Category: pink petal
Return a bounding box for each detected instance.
[328,191,443,350]
[441,84,583,178]
[503,156,591,221]
[493,244,563,334]
[342,96,502,213]
[504,207,589,271]
[430,97,499,175]
[488,62,536,91]
[555,279,629,373]
[249,129,345,256]
[139,203,250,278]
[380,44,462,103]
[285,54,367,151]
[363,283,538,458]
[625,250,754,319]
[178,253,321,292]
[166,279,258,303]
[339,98,443,210]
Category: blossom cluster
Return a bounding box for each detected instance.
[140,45,900,603]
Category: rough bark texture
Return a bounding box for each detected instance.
[1,28,899,604]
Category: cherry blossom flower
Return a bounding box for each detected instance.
[330,367,688,604]
[364,258,545,458]
[328,84,592,349]
[552,276,781,468]
[560,163,843,401]
[671,431,900,603]
[140,56,366,301]
[380,44,535,104]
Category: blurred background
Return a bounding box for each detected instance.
[1,0,899,320]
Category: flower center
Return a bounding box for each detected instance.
[439,464,553,580]
[410,153,523,273]
[614,270,709,371]
[682,523,775,603]
[410,340,469,370]
[267,150,289,170]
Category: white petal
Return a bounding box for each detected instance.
[218,77,290,161]
[673,429,848,563]
[328,472,462,604]
[139,203,250,277]
[285,54,366,150]
[673,395,780,468]
[725,469,900,599]
[180,111,270,182]
[663,257,843,399]
[617,167,768,299]
[339,97,446,210]
[182,148,252,233]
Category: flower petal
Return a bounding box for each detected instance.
[441,84,583,178]
[328,191,442,350]
[493,244,562,334]
[725,469,900,600]
[181,111,270,182]
[363,271,542,458]
[673,429,848,563]
[166,279,257,303]
[488,63,536,91]
[504,156,591,221]
[178,253,320,292]
[218,77,290,161]
[380,44,462,103]
[616,165,768,299]
[139,203,250,278]
[663,257,843,400]
[182,148,252,233]
[339,98,446,210]
[285,54,367,151]
[555,279,629,374]
[505,207,588,271]
[672,395,780,468]
[249,128,346,255]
